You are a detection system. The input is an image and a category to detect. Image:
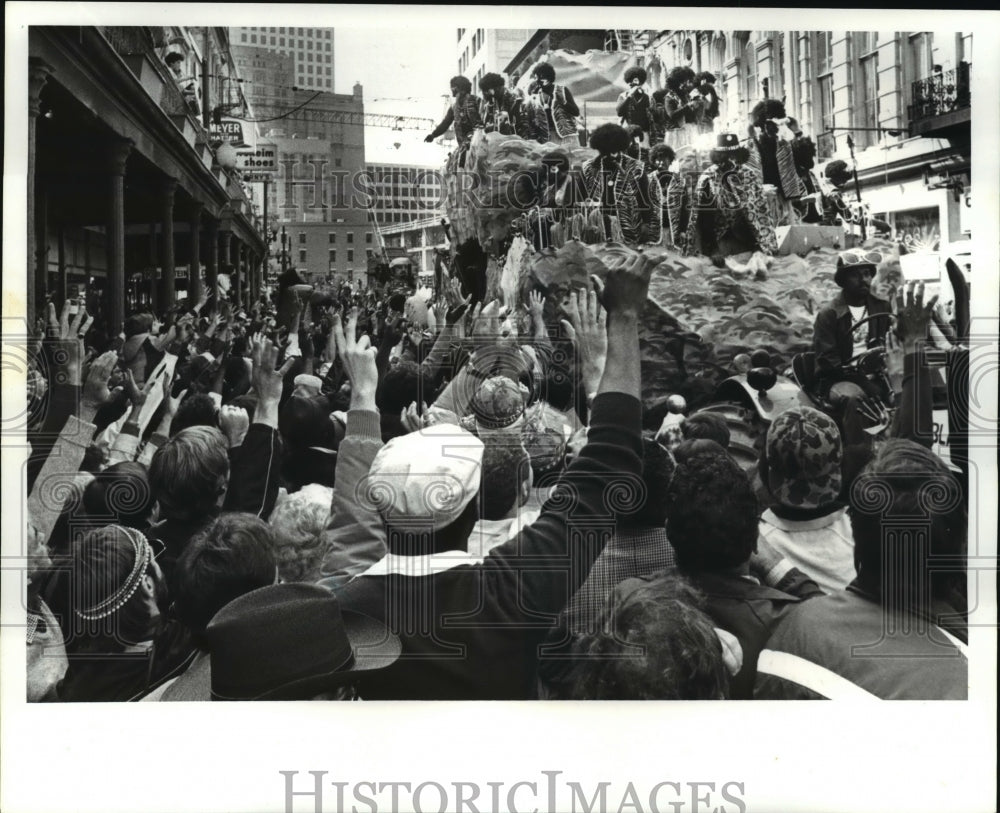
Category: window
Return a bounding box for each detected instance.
[299,249,307,262]
[326,43,331,52]
[280,38,285,46]
[856,41,880,149]
[366,249,373,259]
[347,249,354,262]
[270,37,276,45]
[365,232,372,244]
[328,232,336,243]
[251,34,257,44]
[743,41,758,109]
[817,74,835,158]
[347,232,354,243]
[329,249,336,262]
[334,157,342,167]
[241,34,247,42]
[816,32,833,75]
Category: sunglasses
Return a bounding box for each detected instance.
[839,250,883,267]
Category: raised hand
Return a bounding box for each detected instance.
[251,336,296,428]
[219,404,251,448]
[857,396,891,436]
[892,281,938,354]
[592,252,656,318]
[80,351,120,421]
[561,284,608,397]
[332,308,378,411]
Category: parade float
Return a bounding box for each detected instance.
[433,48,943,467]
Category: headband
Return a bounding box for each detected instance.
[75,527,154,621]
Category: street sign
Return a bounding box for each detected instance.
[210,117,248,147]
[237,143,277,172]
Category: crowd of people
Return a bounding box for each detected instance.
[22,232,970,701]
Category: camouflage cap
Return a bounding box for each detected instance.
[765,406,843,509]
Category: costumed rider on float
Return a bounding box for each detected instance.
[808,249,894,439]
[425,75,484,168]
[567,123,661,248]
[479,73,532,139]
[616,66,654,148]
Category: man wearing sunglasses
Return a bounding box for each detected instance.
[812,250,892,409]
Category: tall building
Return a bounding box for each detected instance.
[363,162,445,228]
[230,44,295,123]
[231,26,334,90]
[457,28,533,87]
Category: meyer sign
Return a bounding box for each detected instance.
[210,117,248,147]
[237,144,277,172]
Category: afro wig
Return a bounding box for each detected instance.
[652,88,669,105]
[624,66,648,85]
[650,144,677,166]
[750,99,787,126]
[824,159,852,188]
[696,71,717,85]
[531,62,556,83]
[589,123,631,155]
[479,72,506,93]
[666,66,696,94]
[449,75,473,94]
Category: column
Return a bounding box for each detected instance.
[147,222,158,313]
[159,177,178,311]
[219,228,232,302]
[28,58,53,331]
[205,217,219,307]
[189,202,203,305]
[57,224,67,306]
[234,240,244,310]
[106,139,133,337]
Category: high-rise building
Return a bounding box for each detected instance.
[231,26,334,90]
[456,28,533,88]
[363,162,445,228]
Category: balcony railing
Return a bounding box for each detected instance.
[908,63,971,122]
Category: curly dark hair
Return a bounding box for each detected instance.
[531,62,556,82]
[449,75,472,94]
[665,443,758,572]
[709,146,750,166]
[666,66,696,94]
[824,159,852,188]
[650,143,676,166]
[562,572,729,700]
[681,412,731,447]
[696,71,717,84]
[651,88,669,105]
[624,66,648,85]
[479,72,506,93]
[588,122,631,154]
[750,98,786,126]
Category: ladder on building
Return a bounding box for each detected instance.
[605,29,650,59]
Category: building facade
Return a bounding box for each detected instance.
[379,215,449,278]
[364,162,445,228]
[28,26,267,334]
[457,28,534,87]
[231,26,334,91]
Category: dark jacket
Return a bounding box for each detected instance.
[685,568,823,699]
[335,392,644,700]
[812,291,892,378]
[480,89,532,139]
[429,93,483,146]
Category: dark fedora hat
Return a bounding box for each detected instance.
[715,132,742,151]
[206,583,401,701]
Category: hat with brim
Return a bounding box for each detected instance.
[207,583,401,701]
[714,133,742,152]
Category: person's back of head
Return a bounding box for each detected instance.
[82,461,155,530]
[376,360,435,415]
[564,572,728,699]
[481,439,531,522]
[70,524,165,651]
[849,438,966,610]
[681,412,731,448]
[268,484,332,583]
[760,406,842,510]
[172,512,277,649]
[366,424,484,556]
[623,438,676,530]
[666,442,758,572]
[170,392,220,436]
[150,426,229,523]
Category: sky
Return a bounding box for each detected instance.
[333,27,456,165]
